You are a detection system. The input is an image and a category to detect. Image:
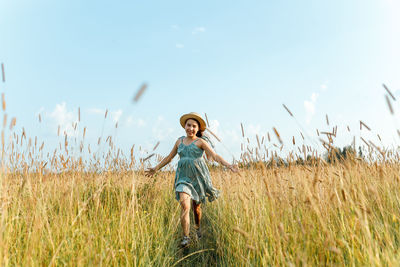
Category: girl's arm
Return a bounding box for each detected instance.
[199,139,238,172]
[145,139,180,176]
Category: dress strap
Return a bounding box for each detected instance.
[180,136,185,144]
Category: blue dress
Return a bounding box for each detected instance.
[175,136,220,203]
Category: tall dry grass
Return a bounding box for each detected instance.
[1,159,400,266]
[1,86,400,265]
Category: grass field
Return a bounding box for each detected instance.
[1,86,399,265]
[1,157,400,266]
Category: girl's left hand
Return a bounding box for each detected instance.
[228,164,239,173]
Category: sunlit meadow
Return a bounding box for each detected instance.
[1,83,400,266]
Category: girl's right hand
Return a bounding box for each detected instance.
[145,167,156,177]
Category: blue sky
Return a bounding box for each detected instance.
[1,0,400,163]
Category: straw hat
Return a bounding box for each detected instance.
[180,112,207,131]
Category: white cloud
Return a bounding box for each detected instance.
[224,129,240,142]
[48,102,78,136]
[192,27,206,35]
[110,109,123,123]
[209,119,220,134]
[247,123,262,136]
[209,122,261,143]
[125,116,146,128]
[87,108,122,123]
[304,93,319,124]
[152,116,175,141]
[320,80,329,92]
[171,24,179,30]
[205,119,222,143]
[126,116,133,126]
[87,108,104,115]
[137,118,146,127]
[36,107,45,116]
[176,43,184,49]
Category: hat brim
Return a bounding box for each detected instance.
[180,113,207,131]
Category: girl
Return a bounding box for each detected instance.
[146,112,238,247]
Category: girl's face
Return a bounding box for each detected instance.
[185,119,199,137]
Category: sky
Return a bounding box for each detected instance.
[1,0,400,164]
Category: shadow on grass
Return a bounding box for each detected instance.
[172,207,221,267]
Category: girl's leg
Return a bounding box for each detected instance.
[192,200,202,229]
[179,192,191,237]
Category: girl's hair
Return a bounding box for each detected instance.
[185,118,203,137]
[196,130,203,138]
